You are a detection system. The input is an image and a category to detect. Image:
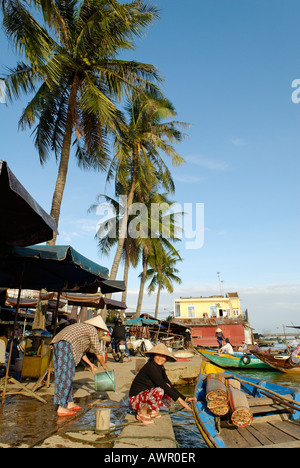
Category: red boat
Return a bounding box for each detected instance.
[251,350,300,373]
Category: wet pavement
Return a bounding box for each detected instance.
[0,355,203,448]
[0,392,129,448]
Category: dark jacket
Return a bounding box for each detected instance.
[111,324,126,341]
[129,359,185,402]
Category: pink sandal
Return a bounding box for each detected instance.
[68,405,82,412]
[136,414,154,425]
[57,410,76,417]
[150,411,162,419]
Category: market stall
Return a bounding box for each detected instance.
[0,244,111,402]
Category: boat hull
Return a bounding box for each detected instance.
[251,351,300,373]
[192,371,300,448]
[197,347,272,370]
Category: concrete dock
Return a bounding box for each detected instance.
[0,353,203,448]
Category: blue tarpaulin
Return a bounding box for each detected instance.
[125,317,158,326]
[0,245,109,292]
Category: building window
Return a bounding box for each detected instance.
[175,302,180,317]
[219,309,230,318]
[233,309,240,317]
[188,305,195,318]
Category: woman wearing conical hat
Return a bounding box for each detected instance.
[129,343,196,425]
[50,316,109,417]
[216,328,225,349]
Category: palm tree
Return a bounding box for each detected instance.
[135,191,182,316]
[107,91,188,280]
[145,243,182,319]
[89,189,140,304]
[2,0,161,243]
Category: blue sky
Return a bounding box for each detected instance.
[0,0,300,332]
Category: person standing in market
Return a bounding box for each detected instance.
[184,329,192,349]
[50,316,109,417]
[215,328,225,349]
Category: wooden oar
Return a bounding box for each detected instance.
[224,374,300,410]
[259,390,300,413]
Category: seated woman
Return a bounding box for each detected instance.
[129,343,196,425]
[218,338,234,355]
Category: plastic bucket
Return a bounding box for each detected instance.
[94,370,115,392]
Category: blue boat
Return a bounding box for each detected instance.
[192,371,300,448]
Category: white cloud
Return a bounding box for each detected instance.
[173,174,206,183]
[185,154,229,171]
[58,230,79,243]
[73,218,98,233]
[230,138,247,146]
[217,230,228,236]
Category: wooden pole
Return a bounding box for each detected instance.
[225,374,300,410]
[6,377,47,404]
[259,390,300,413]
[1,264,25,405]
[95,409,111,433]
[52,291,61,337]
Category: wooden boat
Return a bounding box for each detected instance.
[251,350,300,373]
[197,347,272,370]
[192,372,300,448]
[174,351,194,359]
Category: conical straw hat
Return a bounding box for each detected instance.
[146,343,176,362]
[84,315,108,332]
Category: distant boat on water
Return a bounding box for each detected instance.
[251,350,300,373]
[197,347,273,370]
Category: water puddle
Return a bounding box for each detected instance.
[0,394,126,448]
[0,394,58,447]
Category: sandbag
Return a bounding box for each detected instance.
[206,401,229,416]
[227,380,253,427]
[206,374,228,402]
[206,374,229,416]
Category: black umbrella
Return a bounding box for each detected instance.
[0,160,58,246]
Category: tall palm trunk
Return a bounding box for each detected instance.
[135,246,149,317]
[108,149,138,282]
[154,280,162,319]
[47,77,79,245]
[122,243,130,304]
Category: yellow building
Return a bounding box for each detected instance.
[174,292,242,320]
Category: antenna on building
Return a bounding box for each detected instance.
[217,272,223,296]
